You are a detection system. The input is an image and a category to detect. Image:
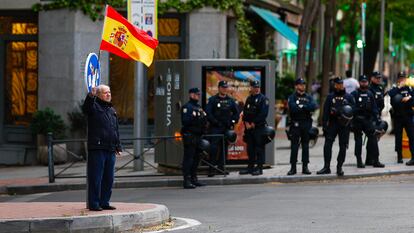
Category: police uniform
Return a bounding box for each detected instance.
[318,77,355,176]
[369,71,385,114]
[287,78,317,175]
[388,72,414,165]
[205,81,240,176]
[239,80,269,176]
[351,75,384,168]
[181,88,208,189]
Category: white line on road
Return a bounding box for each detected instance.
[145,217,201,233]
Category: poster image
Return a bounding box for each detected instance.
[204,68,262,161]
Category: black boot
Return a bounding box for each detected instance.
[317,166,331,175]
[302,163,311,175]
[239,166,253,175]
[406,159,414,166]
[398,153,404,163]
[356,156,365,168]
[336,166,344,176]
[372,161,385,168]
[183,176,196,189]
[191,176,206,187]
[287,164,296,176]
[251,165,263,176]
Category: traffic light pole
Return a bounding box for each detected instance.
[361,2,366,75]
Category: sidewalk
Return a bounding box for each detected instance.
[1,128,413,195]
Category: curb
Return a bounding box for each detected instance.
[4,168,414,195]
[0,204,169,233]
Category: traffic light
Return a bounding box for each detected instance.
[357,40,364,49]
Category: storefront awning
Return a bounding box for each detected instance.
[250,5,299,46]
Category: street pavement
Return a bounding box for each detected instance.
[2,175,414,233]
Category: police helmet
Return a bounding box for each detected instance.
[391,94,403,107]
[198,139,211,153]
[262,126,276,144]
[374,120,388,140]
[308,127,319,141]
[338,105,353,126]
[224,130,237,144]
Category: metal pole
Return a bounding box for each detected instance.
[133,62,145,171]
[361,2,366,75]
[389,22,394,83]
[379,0,385,72]
[47,132,55,183]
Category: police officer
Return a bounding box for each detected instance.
[388,72,414,165]
[318,76,355,176]
[287,78,317,175]
[205,80,240,177]
[370,71,385,114]
[181,88,208,189]
[351,75,384,168]
[239,80,270,176]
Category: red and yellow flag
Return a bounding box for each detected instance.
[100,5,159,67]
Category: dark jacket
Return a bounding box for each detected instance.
[82,94,122,152]
[242,93,269,126]
[205,94,240,128]
[288,91,317,121]
[181,99,208,135]
[322,89,355,129]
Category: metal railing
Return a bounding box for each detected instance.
[46,132,227,183]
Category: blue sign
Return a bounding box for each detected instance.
[84,53,101,92]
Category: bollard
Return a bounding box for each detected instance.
[47,132,55,183]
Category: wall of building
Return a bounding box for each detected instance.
[188,7,227,59]
[38,9,109,122]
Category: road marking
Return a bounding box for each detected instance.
[145,217,201,232]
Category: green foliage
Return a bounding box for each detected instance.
[275,72,295,100]
[30,108,67,139]
[67,104,87,133]
[32,0,126,21]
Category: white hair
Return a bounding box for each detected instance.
[96,84,110,95]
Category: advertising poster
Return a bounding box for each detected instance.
[204,67,263,161]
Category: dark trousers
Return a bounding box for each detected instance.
[182,135,202,178]
[244,127,265,168]
[394,116,414,158]
[87,150,115,209]
[323,123,350,167]
[353,118,379,163]
[209,127,228,168]
[289,120,312,164]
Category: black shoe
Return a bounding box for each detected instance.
[398,154,403,163]
[89,207,103,211]
[317,167,331,175]
[372,161,385,168]
[191,177,206,187]
[183,177,196,189]
[251,167,263,176]
[302,164,311,175]
[287,164,296,176]
[365,160,373,166]
[336,166,344,176]
[356,157,365,168]
[406,159,414,166]
[101,205,116,210]
[239,167,253,175]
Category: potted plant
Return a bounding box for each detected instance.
[30,107,68,165]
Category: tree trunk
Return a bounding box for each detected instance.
[295,0,321,81]
[319,0,335,124]
[348,0,358,71]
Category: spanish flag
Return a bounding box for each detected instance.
[100,5,159,67]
